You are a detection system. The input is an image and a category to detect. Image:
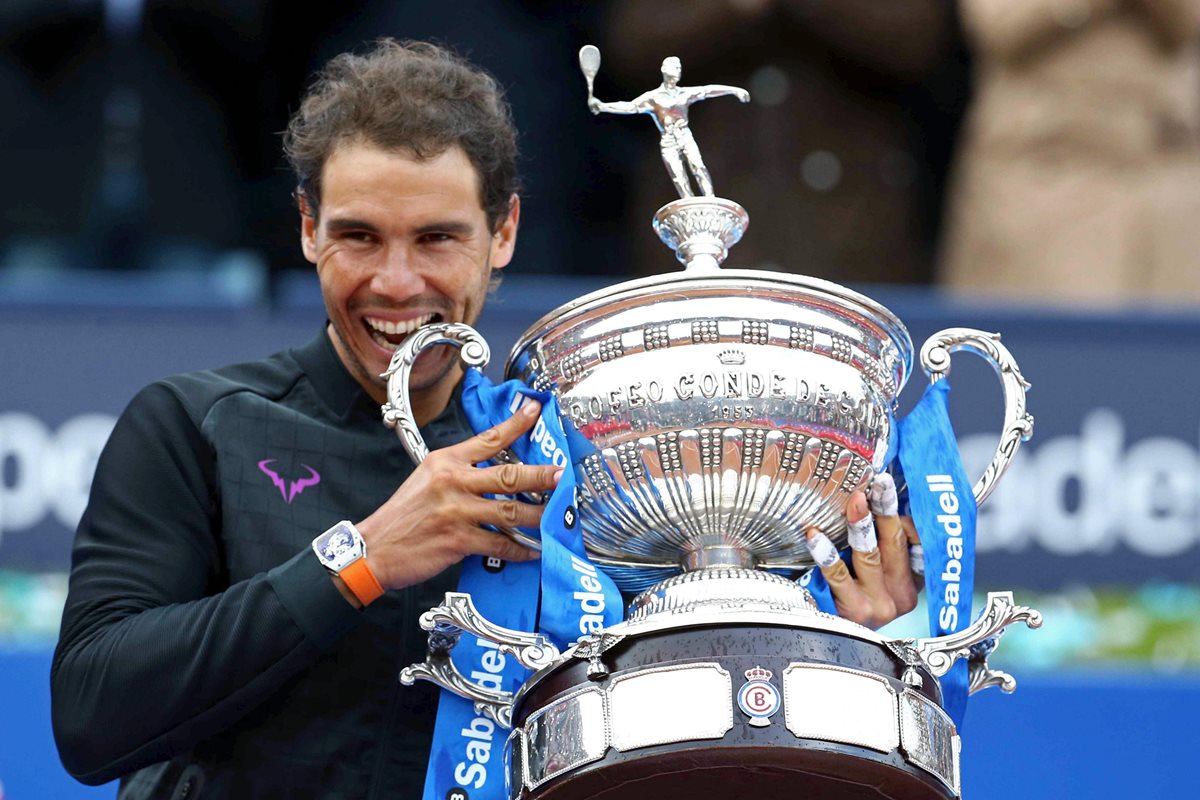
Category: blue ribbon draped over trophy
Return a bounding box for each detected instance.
[422,373,623,800]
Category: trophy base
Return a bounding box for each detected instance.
[510,625,956,800]
[407,592,1041,800]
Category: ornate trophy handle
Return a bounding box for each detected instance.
[920,328,1035,507]
[382,322,491,462]
[966,635,1018,695]
[381,322,544,552]
[398,592,563,729]
[891,591,1043,695]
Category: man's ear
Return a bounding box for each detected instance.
[298,191,318,265]
[489,194,520,271]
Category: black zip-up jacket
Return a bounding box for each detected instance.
[51,331,471,799]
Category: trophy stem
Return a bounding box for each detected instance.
[682,545,756,571]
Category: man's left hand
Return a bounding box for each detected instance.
[804,473,920,629]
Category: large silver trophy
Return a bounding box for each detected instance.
[383,47,1041,800]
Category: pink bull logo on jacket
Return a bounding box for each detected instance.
[257,459,321,504]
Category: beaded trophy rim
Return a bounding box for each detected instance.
[505,269,914,382]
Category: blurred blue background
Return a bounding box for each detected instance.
[3,2,1199,798]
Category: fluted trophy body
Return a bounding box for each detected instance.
[506,270,912,590]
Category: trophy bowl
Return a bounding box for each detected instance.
[504,268,909,591]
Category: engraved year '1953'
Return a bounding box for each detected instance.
[713,402,756,421]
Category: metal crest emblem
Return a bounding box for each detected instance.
[737,666,781,727]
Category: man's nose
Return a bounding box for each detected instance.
[370,247,426,298]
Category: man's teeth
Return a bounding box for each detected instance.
[366,314,435,347]
[366,314,435,335]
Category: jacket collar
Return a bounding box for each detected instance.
[291,326,470,444]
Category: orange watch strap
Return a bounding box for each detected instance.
[340,557,385,607]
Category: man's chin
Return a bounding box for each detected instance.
[391,345,460,393]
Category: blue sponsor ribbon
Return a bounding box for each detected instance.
[897,380,975,728]
[459,370,623,647]
[423,370,623,800]
[422,556,538,800]
[800,379,975,728]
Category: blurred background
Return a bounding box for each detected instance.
[2,1,1199,798]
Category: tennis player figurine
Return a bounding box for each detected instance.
[583,48,750,199]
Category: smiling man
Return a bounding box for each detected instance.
[50,39,916,800]
[51,41,555,799]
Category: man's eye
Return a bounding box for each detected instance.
[420,232,454,244]
[334,229,376,244]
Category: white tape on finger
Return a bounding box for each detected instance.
[847,514,878,553]
[869,472,899,516]
[909,544,925,575]
[807,530,841,569]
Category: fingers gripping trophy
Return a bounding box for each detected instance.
[384,45,1043,800]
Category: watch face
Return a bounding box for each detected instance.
[314,523,363,571]
[321,531,354,560]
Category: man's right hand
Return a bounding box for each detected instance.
[356,399,560,591]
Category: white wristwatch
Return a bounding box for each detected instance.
[312,520,384,606]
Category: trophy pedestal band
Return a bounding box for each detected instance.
[625,565,819,622]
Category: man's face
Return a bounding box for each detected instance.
[301,141,518,408]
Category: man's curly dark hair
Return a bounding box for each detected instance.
[284,39,520,231]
